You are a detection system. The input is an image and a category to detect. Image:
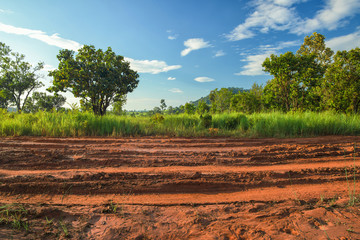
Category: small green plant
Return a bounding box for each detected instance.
[45,216,54,226]
[288,172,300,204]
[59,220,69,237]
[323,229,331,240]
[345,143,358,207]
[61,184,73,202]
[109,201,118,213]
[0,203,30,231]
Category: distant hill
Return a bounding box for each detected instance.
[190,87,248,106]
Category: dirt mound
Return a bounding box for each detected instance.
[0,136,359,239]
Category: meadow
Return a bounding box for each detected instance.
[1,110,360,138]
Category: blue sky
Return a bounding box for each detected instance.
[0,0,359,110]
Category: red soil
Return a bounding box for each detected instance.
[0,136,360,239]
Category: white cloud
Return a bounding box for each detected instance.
[169,88,183,93]
[166,30,178,40]
[0,22,82,51]
[42,64,56,72]
[214,50,226,57]
[293,0,360,34]
[194,77,215,82]
[327,29,360,51]
[226,0,301,41]
[235,40,298,76]
[235,53,270,76]
[0,9,13,14]
[226,0,360,40]
[258,40,300,52]
[124,57,182,74]
[167,77,176,80]
[181,38,212,56]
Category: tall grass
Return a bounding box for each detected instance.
[1,109,360,137]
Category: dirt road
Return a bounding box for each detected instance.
[0,136,360,239]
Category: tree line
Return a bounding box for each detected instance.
[1,32,359,116]
[157,32,359,115]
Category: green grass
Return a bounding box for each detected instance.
[0,203,30,231]
[1,109,360,138]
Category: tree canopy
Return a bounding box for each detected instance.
[23,92,66,113]
[48,45,139,115]
[323,48,360,113]
[0,42,44,112]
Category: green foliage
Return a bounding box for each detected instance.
[323,48,360,113]
[2,111,358,138]
[184,102,196,114]
[196,100,210,115]
[199,113,212,128]
[152,106,162,114]
[230,83,263,113]
[111,95,127,115]
[160,99,167,112]
[209,88,232,113]
[48,45,139,116]
[262,51,323,112]
[151,113,165,123]
[213,113,249,130]
[23,92,66,113]
[0,42,44,112]
[297,32,334,67]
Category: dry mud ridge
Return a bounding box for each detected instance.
[0,136,360,239]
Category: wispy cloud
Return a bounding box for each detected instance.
[194,77,215,83]
[0,9,13,14]
[125,58,182,74]
[258,40,300,52]
[292,0,360,34]
[226,0,360,41]
[226,0,302,41]
[166,30,178,40]
[327,28,360,51]
[235,53,270,76]
[169,88,183,93]
[181,38,212,56]
[0,22,82,51]
[167,77,176,80]
[214,50,226,58]
[235,40,299,76]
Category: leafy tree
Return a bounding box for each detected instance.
[196,100,210,115]
[209,88,232,113]
[160,99,167,112]
[0,42,44,112]
[152,106,162,114]
[48,45,139,116]
[230,83,263,113]
[184,102,196,114]
[297,32,334,67]
[23,92,66,113]
[323,48,360,113]
[262,52,323,111]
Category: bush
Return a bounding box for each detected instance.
[199,114,212,128]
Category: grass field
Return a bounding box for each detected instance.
[1,110,360,137]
